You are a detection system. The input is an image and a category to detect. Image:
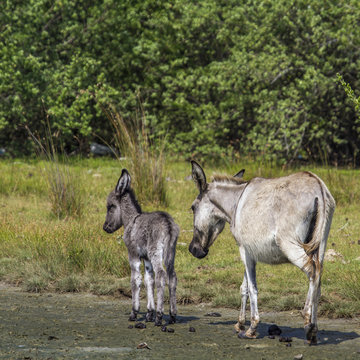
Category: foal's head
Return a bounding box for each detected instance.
[189,161,244,259]
[103,168,133,234]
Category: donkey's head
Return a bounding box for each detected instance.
[189,161,245,259]
[188,162,220,258]
[103,169,131,234]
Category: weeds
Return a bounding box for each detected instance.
[98,100,168,206]
[26,121,85,219]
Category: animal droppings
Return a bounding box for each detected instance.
[167,328,175,333]
[135,322,146,329]
[161,326,167,332]
[47,335,59,341]
[205,312,222,317]
[268,324,282,336]
[128,325,134,329]
[189,327,196,332]
[279,336,292,343]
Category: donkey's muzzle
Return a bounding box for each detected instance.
[103,222,114,234]
[189,241,208,259]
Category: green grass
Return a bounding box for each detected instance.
[0,158,360,318]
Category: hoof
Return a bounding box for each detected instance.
[168,315,176,324]
[245,329,257,339]
[128,312,137,322]
[145,310,155,322]
[155,312,163,326]
[234,322,246,333]
[305,323,318,345]
[238,330,257,339]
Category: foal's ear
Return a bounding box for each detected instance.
[115,169,131,196]
[191,160,207,193]
[234,169,245,178]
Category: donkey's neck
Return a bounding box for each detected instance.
[120,190,142,229]
[209,182,247,223]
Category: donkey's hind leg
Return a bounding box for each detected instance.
[153,262,166,326]
[286,245,321,345]
[165,230,178,324]
[129,258,142,321]
[165,261,177,324]
[235,270,248,333]
[144,260,155,322]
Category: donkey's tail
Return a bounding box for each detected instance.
[164,221,180,270]
[302,175,335,276]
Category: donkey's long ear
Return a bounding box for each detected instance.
[115,169,131,196]
[191,160,207,193]
[234,169,245,178]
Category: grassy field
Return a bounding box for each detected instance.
[0,157,359,318]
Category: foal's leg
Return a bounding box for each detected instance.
[144,260,155,322]
[153,262,166,326]
[129,258,142,321]
[235,270,248,333]
[164,227,178,324]
[166,261,177,324]
[239,247,259,338]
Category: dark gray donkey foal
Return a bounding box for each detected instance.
[103,169,179,326]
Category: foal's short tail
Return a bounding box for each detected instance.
[164,222,180,271]
[302,177,335,276]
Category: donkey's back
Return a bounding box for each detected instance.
[234,171,335,268]
[128,211,179,263]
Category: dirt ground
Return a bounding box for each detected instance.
[0,282,359,360]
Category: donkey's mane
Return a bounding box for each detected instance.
[211,174,247,185]
[128,188,142,213]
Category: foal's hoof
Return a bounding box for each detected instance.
[168,315,176,325]
[305,323,318,345]
[128,312,137,322]
[145,310,155,322]
[155,312,163,326]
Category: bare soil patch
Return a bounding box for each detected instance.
[0,283,359,359]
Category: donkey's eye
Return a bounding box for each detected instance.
[191,205,195,212]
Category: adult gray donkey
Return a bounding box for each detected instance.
[103,169,179,326]
[189,161,335,345]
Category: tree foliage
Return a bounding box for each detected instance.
[1,0,360,164]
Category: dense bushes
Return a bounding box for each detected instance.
[1,0,360,164]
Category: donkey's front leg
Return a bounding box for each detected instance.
[129,258,142,321]
[144,260,155,322]
[235,271,248,333]
[240,249,259,338]
[154,263,166,326]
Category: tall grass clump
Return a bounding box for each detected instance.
[99,101,168,206]
[26,122,85,219]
